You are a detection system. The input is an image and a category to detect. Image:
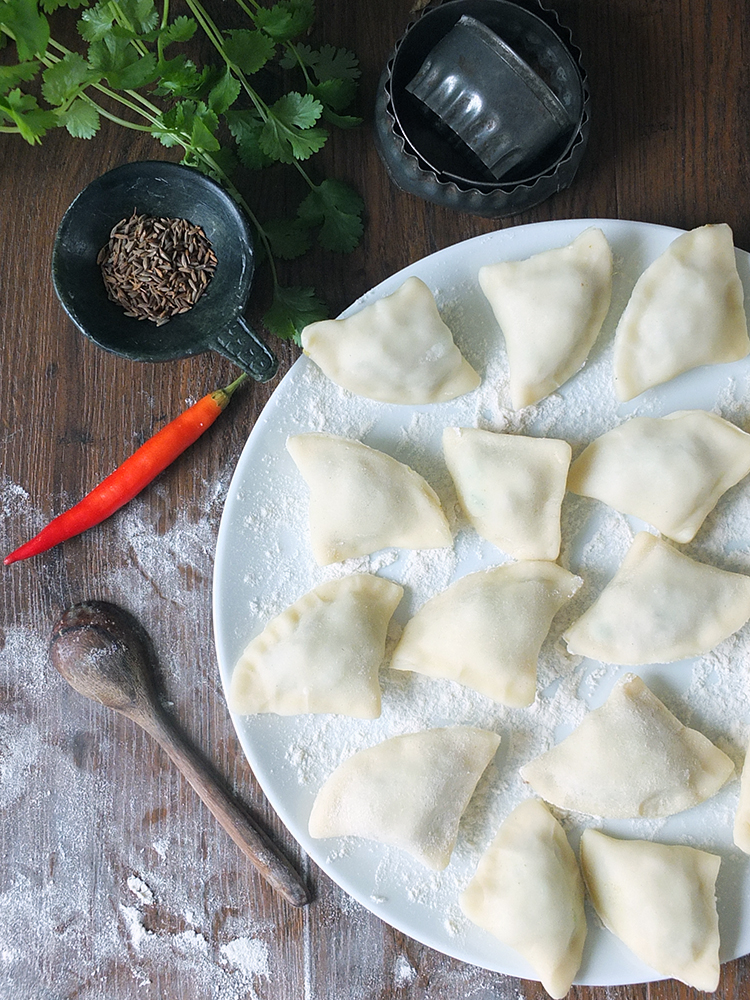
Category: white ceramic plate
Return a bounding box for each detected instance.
[213,219,750,988]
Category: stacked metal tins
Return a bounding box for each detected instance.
[374,0,589,218]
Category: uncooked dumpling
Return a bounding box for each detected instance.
[443,428,571,560]
[568,409,750,543]
[301,276,480,404]
[564,531,750,664]
[308,726,500,870]
[287,433,452,565]
[733,735,750,853]
[613,223,749,402]
[460,799,586,999]
[478,228,613,408]
[390,562,581,708]
[580,829,721,992]
[520,673,733,818]
[229,574,403,719]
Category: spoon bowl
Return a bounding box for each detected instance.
[50,600,310,907]
[52,161,278,382]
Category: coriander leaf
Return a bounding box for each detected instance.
[259,92,326,163]
[153,54,205,97]
[260,116,326,162]
[222,28,275,75]
[114,52,157,89]
[152,125,183,148]
[161,15,196,45]
[207,66,240,114]
[320,106,361,128]
[298,178,364,253]
[254,0,314,42]
[263,218,312,260]
[0,0,49,60]
[0,60,39,95]
[225,108,272,170]
[263,284,327,343]
[158,98,194,135]
[117,0,158,36]
[273,90,321,129]
[60,96,99,137]
[42,51,93,105]
[0,88,56,141]
[191,110,219,151]
[311,77,356,113]
[309,43,360,82]
[78,2,114,42]
[41,0,87,13]
[88,35,157,89]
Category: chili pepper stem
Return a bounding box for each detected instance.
[214,371,248,409]
[4,372,249,566]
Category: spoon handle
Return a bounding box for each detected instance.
[135,702,310,907]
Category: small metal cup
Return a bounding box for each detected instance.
[406,14,575,181]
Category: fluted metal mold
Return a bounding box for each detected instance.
[373,0,590,219]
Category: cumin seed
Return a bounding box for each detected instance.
[98,210,217,324]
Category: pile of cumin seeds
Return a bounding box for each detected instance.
[97,210,218,326]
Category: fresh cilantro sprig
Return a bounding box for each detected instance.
[0,0,364,342]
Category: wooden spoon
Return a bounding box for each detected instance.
[49,599,310,908]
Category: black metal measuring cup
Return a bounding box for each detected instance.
[52,160,278,382]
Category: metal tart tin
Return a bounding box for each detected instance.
[374,0,590,218]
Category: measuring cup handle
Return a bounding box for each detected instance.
[212,315,279,382]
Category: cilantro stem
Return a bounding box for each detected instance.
[198,149,280,286]
[109,1,151,58]
[182,0,270,121]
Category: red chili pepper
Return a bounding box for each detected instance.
[4,373,247,566]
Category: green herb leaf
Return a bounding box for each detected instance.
[298,178,364,252]
[60,95,99,137]
[0,87,57,142]
[153,55,205,97]
[223,28,275,75]
[263,218,312,260]
[225,108,273,170]
[263,284,327,343]
[282,42,360,81]
[311,43,360,82]
[311,76,357,113]
[78,2,114,42]
[0,0,49,60]
[41,0,87,13]
[41,50,93,105]
[254,0,314,42]
[161,14,196,44]
[88,34,158,89]
[117,0,158,36]
[207,66,240,114]
[320,106,361,128]
[0,60,39,95]
[190,109,219,151]
[260,91,326,163]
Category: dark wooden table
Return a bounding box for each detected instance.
[2,0,749,997]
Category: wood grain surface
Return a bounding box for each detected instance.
[1,0,749,997]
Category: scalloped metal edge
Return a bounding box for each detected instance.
[374,0,591,217]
